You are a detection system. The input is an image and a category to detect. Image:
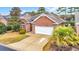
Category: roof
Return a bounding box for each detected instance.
[28,13,65,24]
[28,14,40,22]
[0,15,8,25]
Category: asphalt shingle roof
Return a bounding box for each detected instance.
[28,13,65,24]
[28,14,40,22]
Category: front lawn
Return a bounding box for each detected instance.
[0,32,28,44]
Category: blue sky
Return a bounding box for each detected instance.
[0,7,57,15]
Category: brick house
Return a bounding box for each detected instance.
[24,13,65,35]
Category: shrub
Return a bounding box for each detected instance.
[12,22,20,32]
[7,25,12,31]
[8,22,20,32]
[0,23,7,34]
[19,28,26,34]
[50,26,79,47]
[65,21,75,26]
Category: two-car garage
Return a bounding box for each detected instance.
[35,26,54,35]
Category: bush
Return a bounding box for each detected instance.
[8,22,20,32]
[0,23,7,34]
[65,21,75,26]
[12,23,20,32]
[50,26,79,47]
[19,28,26,34]
[7,25,12,31]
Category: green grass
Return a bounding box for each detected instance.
[0,32,28,44]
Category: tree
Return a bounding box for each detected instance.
[57,7,67,15]
[73,7,79,12]
[0,22,6,34]
[10,7,21,21]
[68,7,74,15]
[12,22,20,32]
[67,7,77,21]
[57,7,78,21]
[8,7,21,32]
[37,7,46,14]
[68,7,79,14]
[57,7,67,20]
[8,22,20,32]
[31,11,36,15]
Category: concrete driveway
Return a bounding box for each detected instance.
[7,33,50,51]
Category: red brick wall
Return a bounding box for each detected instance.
[32,24,35,33]
[25,23,31,32]
[33,16,55,26]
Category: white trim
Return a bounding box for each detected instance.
[32,13,58,24]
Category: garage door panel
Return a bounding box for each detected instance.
[35,26,53,35]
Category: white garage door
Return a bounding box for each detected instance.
[35,26,53,35]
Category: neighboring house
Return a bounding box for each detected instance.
[20,13,33,22]
[20,13,35,30]
[0,14,7,25]
[19,19,27,29]
[25,13,65,35]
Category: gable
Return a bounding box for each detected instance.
[29,13,65,24]
[33,16,56,26]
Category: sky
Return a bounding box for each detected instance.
[0,7,57,15]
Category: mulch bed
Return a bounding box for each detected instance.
[50,42,79,51]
